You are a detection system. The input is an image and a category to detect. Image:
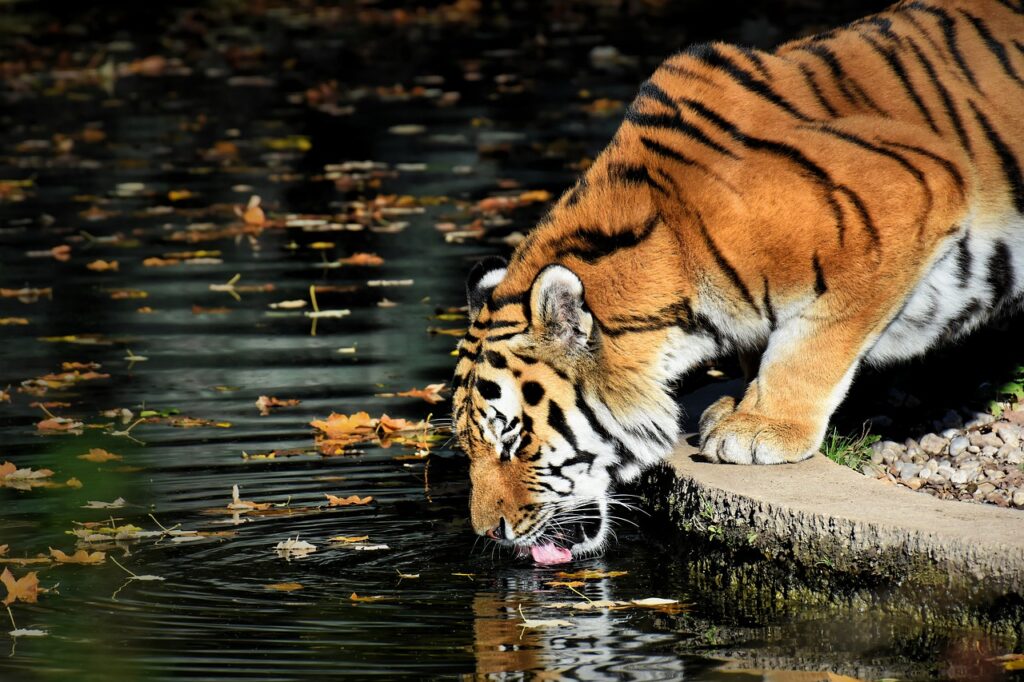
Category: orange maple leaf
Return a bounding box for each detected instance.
[1,568,39,605]
[310,412,374,439]
[77,448,121,463]
[255,395,301,416]
[49,548,105,564]
[395,383,446,404]
[377,414,412,433]
[338,252,384,266]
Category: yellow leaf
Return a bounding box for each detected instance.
[265,582,304,592]
[329,536,370,543]
[325,494,373,507]
[1,568,39,605]
[77,448,122,463]
[349,592,385,602]
[554,570,628,580]
[49,548,105,564]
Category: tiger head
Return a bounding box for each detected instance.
[452,251,683,560]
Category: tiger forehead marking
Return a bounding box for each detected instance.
[457,0,1024,561]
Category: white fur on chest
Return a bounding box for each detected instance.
[867,212,1024,365]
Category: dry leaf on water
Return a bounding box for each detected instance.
[50,548,105,564]
[349,592,385,602]
[0,461,55,490]
[235,195,266,226]
[310,411,374,440]
[275,537,317,560]
[338,252,383,266]
[1,568,39,605]
[228,484,271,511]
[78,448,122,463]
[82,497,127,509]
[517,605,571,631]
[36,416,84,433]
[378,383,446,404]
[255,395,301,416]
[265,582,303,592]
[555,570,628,580]
[329,536,369,543]
[86,259,119,272]
[325,494,373,507]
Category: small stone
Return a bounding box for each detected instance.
[861,464,883,478]
[969,431,1004,449]
[903,438,921,456]
[918,468,932,481]
[950,469,970,485]
[986,491,1009,507]
[870,451,884,465]
[976,482,996,495]
[948,436,970,457]
[993,422,1023,447]
[981,446,999,458]
[905,477,924,490]
[967,445,981,454]
[925,459,939,472]
[1006,449,1023,465]
[919,433,948,456]
[941,410,963,429]
[929,474,946,486]
[1013,490,1024,507]
[965,413,996,429]
[987,469,1006,482]
[937,466,956,479]
[900,463,923,481]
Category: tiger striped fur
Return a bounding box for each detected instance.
[453,0,1024,557]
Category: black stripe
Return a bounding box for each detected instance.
[762,276,776,329]
[899,11,951,62]
[959,10,1024,87]
[607,162,669,196]
[693,209,758,312]
[878,140,966,198]
[546,401,577,449]
[639,135,701,167]
[624,109,738,158]
[476,378,501,401]
[939,298,984,341]
[681,97,877,247]
[797,44,886,113]
[510,351,538,365]
[798,63,840,117]
[486,330,524,343]
[994,0,1023,14]
[552,213,660,264]
[956,233,972,288]
[903,2,979,88]
[987,240,1016,308]
[969,100,1024,213]
[458,347,478,361]
[686,43,812,121]
[635,79,681,113]
[484,350,507,369]
[860,33,939,133]
[737,46,772,80]
[812,254,828,296]
[599,298,696,337]
[903,38,973,156]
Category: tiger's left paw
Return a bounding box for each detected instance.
[699,411,817,465]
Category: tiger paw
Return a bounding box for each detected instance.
[699,411,817,465]
[697,395,736,442]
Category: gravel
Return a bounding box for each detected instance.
[862,400,1024,509]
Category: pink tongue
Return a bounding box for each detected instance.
[530,543,573,565]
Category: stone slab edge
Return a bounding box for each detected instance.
[658,438,1024,591]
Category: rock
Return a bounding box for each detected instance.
[918,468,932,481]
[940,428,961,439]
[926,459,940,472]
[986,491,1009,507]
[948,436,970,457]
[977,482,996,495]
[919,433,948,455]
[970,431,1004,449]
[965,413,996,429]
[950,469,970,485]
[929,474,947,486]
[987,469,1006,482]
[981,446,999,458]
[1013,489,1024,507]
[942,410,964,429]
[993,422,1022,447]
[1006,449,1024,465]
[900,463,923,481]
[870,450,884,465]
[905,477,924,490]
[937,466,956,479]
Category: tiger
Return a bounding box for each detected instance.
[452,0,1024,561]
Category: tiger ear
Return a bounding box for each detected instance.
[529,264,593,352]
[466,256,508,320]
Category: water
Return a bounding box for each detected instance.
[0,1,1020,679]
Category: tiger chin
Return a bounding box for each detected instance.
[453,0,1024,562]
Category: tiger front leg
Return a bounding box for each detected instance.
[699,314,870,465]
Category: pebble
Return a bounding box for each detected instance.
[948,436,970,457]
[855,399,1024,511]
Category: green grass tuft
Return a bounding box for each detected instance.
[821,426,881,470]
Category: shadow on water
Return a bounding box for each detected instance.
[0,0,1021,679]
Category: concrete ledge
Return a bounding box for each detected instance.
[644,438,1024,593]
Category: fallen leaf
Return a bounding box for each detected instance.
[236,195,265,226]
[0,317,29,325]
[377,414,412,433]
[338,252,384,266]
[630,598,678,607]
[329,536,369,543]
[65,477,83,489]
[77,448,122,463]
[554,570,628,580]
[49,548,105,564]
[228,484,271,511]
[109,288,148,299]
[518,605,571,630]
[82,497,127,509]
[310,411,374,440]
[349,592,385,602]
[0,461,55,489]
[1,568,39,605]
[265,582,304,592]
[275,537,317,559]
[325,494,373,507]
[255,395,301,416]
[9,628,47,637]
[36,417,84,433]
[0,546,6,557]
[546,580,586,588]
[393,383,446,404]
[268,299,307,310]
[86,259,119,272]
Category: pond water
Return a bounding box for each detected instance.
[0,1,1020,680]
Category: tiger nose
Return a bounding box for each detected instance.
[486,517,509,540]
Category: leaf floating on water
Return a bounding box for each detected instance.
[9,628,47,637]
[350,544,389,551]
[324,494,373,507]
[1,569,39,605]
[36,416,84,433]
[0,461,55,490]
[255,395,301,416]
[49,548,105,564]
[337,252,383,266]
[554,570,628,581]
[77,448,122,463]
[630,598,678,607]
[228,484,271,511]
[86,259,119,272]
[275,537,317,560]
[517,605,572,631]
[265,582,304,592]
[268,299,307,310]
[349,592,386,602]
[82,497,127,509]
[235,195,266,226]
[546,580,586,588]
[329,536,369,543]
[377,383,447,404]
